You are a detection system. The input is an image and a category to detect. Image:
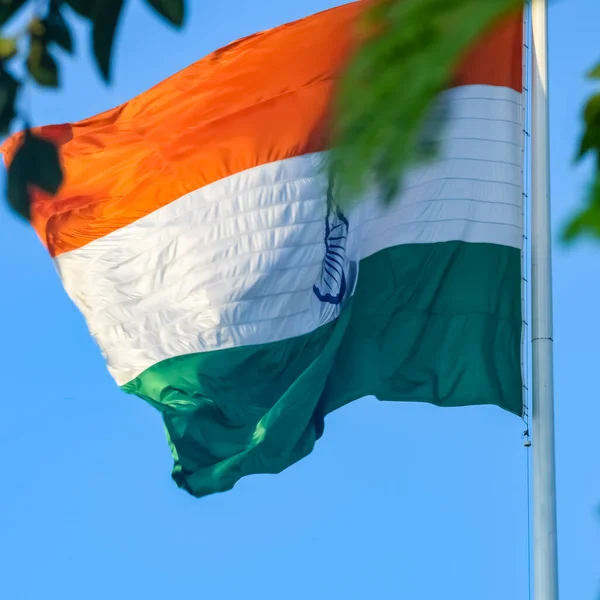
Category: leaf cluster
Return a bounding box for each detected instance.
[0,0,185,219]
[563,63,600,242]
[331,0,522,206]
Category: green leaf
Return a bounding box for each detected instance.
[583,93,600,125]
[562,176,600,242]
[27,37,59,87]
[63,1,124,81]
[576,94,600,159]
[91,0,124,82]
[0,0,27,27]
[64,0,97,18]
[6,130,63,221]
[144,0,185,27]
[27,16,46,37]
[577,129,600,161]
[332,0,522,206]
[587,62,600,79]
[0,37,18,60]
[45,4,74,53]
[0,68,20,134]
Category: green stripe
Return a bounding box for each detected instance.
[123,241,522,498]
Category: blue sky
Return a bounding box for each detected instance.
[0,1,598,598]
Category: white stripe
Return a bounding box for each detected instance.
[55,85,524,385]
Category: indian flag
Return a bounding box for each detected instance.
[2,2,525,497]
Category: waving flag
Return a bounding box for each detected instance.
[2,2,524,497]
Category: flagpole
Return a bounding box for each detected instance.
[530,0,559,598]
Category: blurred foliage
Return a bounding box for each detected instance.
[563,61,600,242]
[0,0,185,219]
[0,0,599,245]
[332,0,522,204]
[331,0,598,245]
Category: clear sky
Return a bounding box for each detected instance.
[0,1,598,599]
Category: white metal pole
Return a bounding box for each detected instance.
[530,0,559,599]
